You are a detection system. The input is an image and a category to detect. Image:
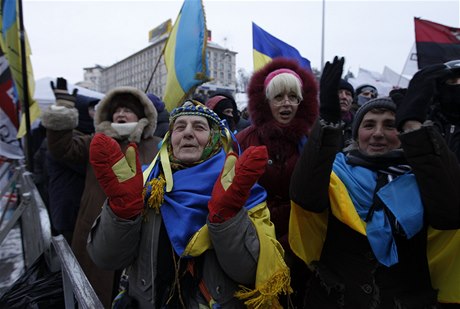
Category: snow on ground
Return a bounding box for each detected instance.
[0,196,24,296]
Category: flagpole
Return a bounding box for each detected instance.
[320,0,325,70]
[17,0,33,172]
[144,42,166,93]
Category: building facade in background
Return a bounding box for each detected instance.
[81,24,237,99]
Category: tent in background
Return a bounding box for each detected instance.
[347,67,410,97]
[34,77,104,113]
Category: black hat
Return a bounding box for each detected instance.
[339,79,355,97]
[352,97,396,140]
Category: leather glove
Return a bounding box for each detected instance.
[208,146,268,223]
[395,64,448,130]
[50,77,78,108]
[319,56,345,123]
[89,133,144,219]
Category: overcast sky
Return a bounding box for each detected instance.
[22,0,460,85]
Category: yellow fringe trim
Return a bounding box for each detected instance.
[234,268,292,309]
[142,174,165,214]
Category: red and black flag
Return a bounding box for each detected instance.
[414,17,460,69]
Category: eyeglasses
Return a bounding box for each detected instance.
[271,93,300,106]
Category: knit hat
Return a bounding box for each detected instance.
[355,84,378,98]
[170,100,227,132]
[263,68,303,89]
[206,95,234,117]
[108,93,145,120]
[339,79,355,96]
[247,57,318,130]
[352,97,396,140]
[147,93,165,113]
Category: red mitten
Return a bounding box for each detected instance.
[208,146,268,223]
[89,133,144,219]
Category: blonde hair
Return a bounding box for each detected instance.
[265,73,303,101]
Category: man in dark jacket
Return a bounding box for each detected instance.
[420,60,460,307]
[338,79,355,147]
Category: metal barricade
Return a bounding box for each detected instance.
[0,161,103,308]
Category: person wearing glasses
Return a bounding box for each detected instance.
[236,57,319,308]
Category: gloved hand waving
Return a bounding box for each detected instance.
[50,77,78,108]
[208,146,268,223]
[395,64,448,130]
[90,133,144,219]
[319,56,345,123]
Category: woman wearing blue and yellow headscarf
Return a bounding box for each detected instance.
[290,57,460,308]
[87,100,291,308]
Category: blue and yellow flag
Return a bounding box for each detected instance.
[163,0,209,112]
[252,22,311,72]
[0,0,40,138]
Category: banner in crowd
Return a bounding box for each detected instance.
[163,0,209,111]
[0,46,23,159]
[0,0,40,138]
[414,17,460,69]
[252,22,311,72]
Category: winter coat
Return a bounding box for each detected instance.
[46,132,86,234]
[236,58,319,308]
[88,204,259,309]
[153,108,170,138]
[45,95,97,239]
[426,106,460,304]
[41,87,161,308]
[87,146,290,309]
[236,58,319,249]
[289,120,460,308]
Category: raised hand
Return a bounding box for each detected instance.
[50,77,78,108]
[208,146,268,223]
[395,64,448,130]
[319,56,345,123]
[90,133,144,219]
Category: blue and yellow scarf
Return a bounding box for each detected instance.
[144,148,266,256]
[290,152,424,267]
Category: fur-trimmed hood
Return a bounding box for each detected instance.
[95,87,157,143]
[247,57,319,136]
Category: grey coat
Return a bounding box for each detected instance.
[87,202,260,309]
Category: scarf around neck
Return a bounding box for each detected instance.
[332,151,424,266]
[144,149,267,256]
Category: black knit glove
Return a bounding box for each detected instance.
[395,64,448,130]
[50,77,78,108]
[319,56,345,123]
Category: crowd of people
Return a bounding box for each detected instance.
[31,55,460,309]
